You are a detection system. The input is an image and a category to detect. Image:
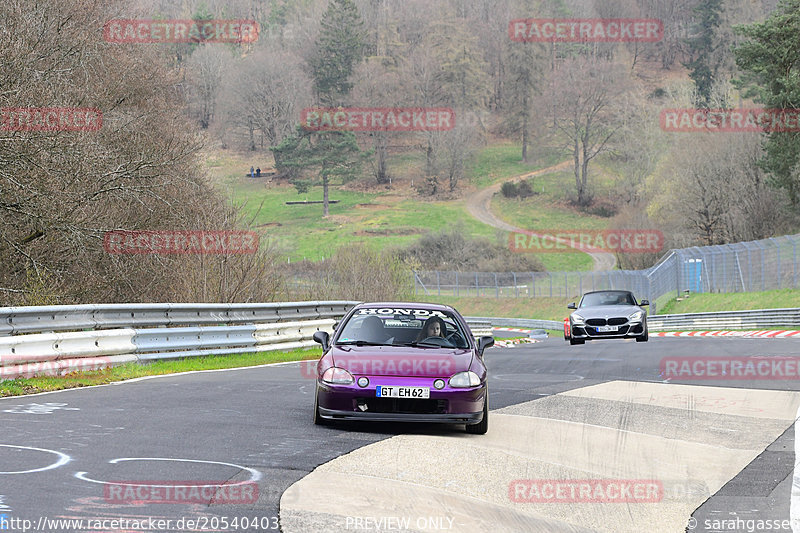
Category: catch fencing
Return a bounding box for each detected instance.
[413,234,800,315]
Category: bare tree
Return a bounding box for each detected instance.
[185,45,230,129]
[651,133,787,245]
[611,89,664,206]
[0,0,284,305]
[540,57,630,206]
[351,60,411,184]
[218,48,312,151]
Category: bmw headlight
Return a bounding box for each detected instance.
[321,367,354,385]
[449,371,481,388]
[571,313,585,324]
[628,310,644,322]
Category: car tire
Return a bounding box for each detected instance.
[570,338,585,345]
[313,385,329,426]
[466,388,488,435]
[636,330,649,342]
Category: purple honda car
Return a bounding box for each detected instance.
[312,303,494,434]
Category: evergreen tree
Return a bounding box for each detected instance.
[270,126,371,217]
[733,0,800,205]
[310,0,367,105]
[503,40,547,162]
[683,0,725,108]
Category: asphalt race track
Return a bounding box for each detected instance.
[1,336,799,532]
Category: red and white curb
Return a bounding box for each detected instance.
[493,327,531,334]
[492,338,539,348]
[653,330,800,338]
[491,327,541,348]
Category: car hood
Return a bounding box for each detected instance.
[330,345,474,377]
[573,305,643,318]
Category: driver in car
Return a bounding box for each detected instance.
[415,316,446,342]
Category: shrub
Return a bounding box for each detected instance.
[500,181,518,198]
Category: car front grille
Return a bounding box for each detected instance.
[356,398,448,414]
[585,317,628,326]
[586,325,631,336]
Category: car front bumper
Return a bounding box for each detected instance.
[570,320,647,340]
[317,377,486,423]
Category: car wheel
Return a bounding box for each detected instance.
[313,385,329,426]
[636,330,649,342]
[466,388,488,435]
[570,338,585,345]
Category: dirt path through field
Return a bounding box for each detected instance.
[464,160,616,271]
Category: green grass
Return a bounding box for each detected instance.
[657,289,800,315]
[229,182,499,261]
[491,169,611,271]
[205,144,624,268]
[467,142,565,188]
[420,289,800,322]
[0,347,321,397]
[418,295,574,322]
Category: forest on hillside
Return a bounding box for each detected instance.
[1,0,798,303]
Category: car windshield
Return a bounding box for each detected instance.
[336,307,470,349]
[580,292,636,307]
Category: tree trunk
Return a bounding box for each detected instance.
[375,134,388,184]
[573,137,583,204]
[425,137,434,177]
[522,93,529,163]
[323,175,329,217]
[580,135,590,206]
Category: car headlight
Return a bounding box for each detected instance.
[571,313,585,324]
[628,310,644,321]
[321,367,354,385]
[449,371,481,388]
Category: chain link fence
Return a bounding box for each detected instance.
[412,234,800,315]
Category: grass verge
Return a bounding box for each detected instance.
[419,295,573,322]
[0,347,321,397]
[657,289,800,315]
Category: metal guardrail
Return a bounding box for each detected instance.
[464,319,493,338]
[467,317,562,330]
[0,302,359,381]
[0,301,357,336]
[469,308,800,333]
[646,308,800,331]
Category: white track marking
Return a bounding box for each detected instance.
[0,444,71,474]
[75,457,262,486]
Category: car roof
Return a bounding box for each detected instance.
[581,290,633,295]
[352,302,458,313]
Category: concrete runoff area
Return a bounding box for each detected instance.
[280,381,800,532]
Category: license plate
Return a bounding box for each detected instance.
[376,386,430,399]
[597,325,618,332]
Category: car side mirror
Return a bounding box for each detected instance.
[477,335,494,356]
[567,303,577,310]
[313,331,330,351]
[640,300,650,306]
